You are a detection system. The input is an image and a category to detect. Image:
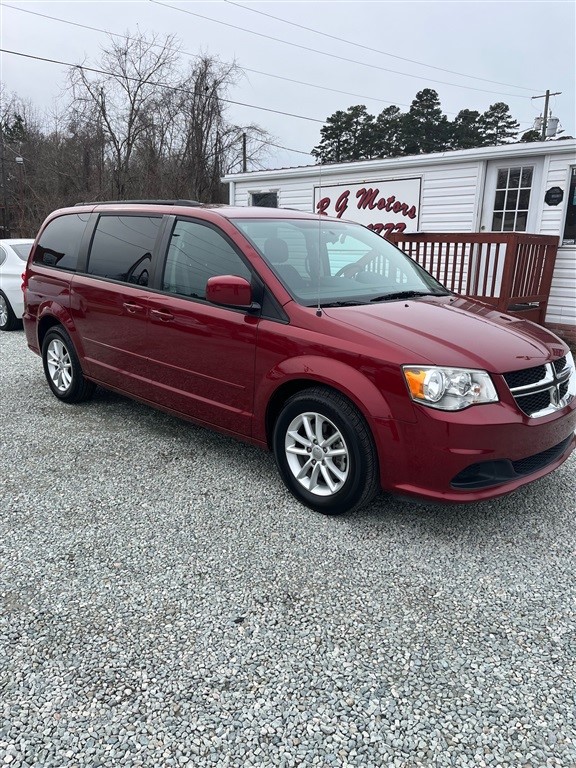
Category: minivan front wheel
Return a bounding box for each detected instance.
[273,387,380,515]
[42,327,95,403]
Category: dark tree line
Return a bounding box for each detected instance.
[311,89,533,163]
[0,32,269,237]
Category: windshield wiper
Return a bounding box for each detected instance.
[316,300,370,308]
[370,290,449,302]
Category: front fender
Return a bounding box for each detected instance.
[255,354,416,450]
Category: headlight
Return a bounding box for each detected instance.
[402,365,499,411]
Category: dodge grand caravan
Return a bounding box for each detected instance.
[22,201,576,514]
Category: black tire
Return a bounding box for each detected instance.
[273,387,380,515]
[0,291,20,331]
[41,326,96,403]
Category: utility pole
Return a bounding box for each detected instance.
[242,132,247,173]
[531,90,562,140]
[15,156,24,237]
[0,125,9,237]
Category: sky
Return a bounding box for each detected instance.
[1,0,575,170]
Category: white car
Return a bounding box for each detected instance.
[0,238,35,330]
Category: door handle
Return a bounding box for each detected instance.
[123,302,145,314]
[150,308,175,322]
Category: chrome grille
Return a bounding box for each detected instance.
[503,355,575,418]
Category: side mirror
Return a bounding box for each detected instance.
[206,275,258,310]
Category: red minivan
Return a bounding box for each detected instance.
[22,201,576,514]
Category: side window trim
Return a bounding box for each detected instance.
[75,212,99,273]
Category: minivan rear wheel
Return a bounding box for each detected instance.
[42,327,95,403]
[273,387,380,515]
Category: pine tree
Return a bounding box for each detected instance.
[450,109,486,149]
[401,89,450,155]
[312,105,375,163]
[372,106,403,158]
[519,129,541,143]
[479,103,520,145]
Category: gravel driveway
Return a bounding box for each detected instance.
[1,329,575,768]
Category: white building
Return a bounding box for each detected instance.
[223,140,576,343]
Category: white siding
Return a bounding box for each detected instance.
[539,153,576,326]
[539,154,574,237]
[546,245,576,326]
[419,164,481,232]
[232,160,484,232]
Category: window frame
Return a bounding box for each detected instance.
[250,191,279,208]
[490,165,533,233]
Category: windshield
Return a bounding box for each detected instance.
[232,217,449,306]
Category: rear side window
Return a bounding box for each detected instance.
[11,244,33,261]
[33,213,90,270]
[87,215,161,285]
[163,219,251,300]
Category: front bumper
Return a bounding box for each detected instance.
[376,397,576,503]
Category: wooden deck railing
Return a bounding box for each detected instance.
[387,232,560,325]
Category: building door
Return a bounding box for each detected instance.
[480,158,543,233]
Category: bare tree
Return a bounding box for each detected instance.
[1,32,272,233]
[69,33,181,198]
[67,33,271,202]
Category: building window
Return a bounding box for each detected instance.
[251,192,278,208]
[563,167,576,243]
[491,166,533,232]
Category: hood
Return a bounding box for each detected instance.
[322,296,567,372]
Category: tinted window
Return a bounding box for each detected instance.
[87,215,161,285]
[163,220,251,300]
[0,247,6,267]
[33,213,90,270]
[12,243,33,261]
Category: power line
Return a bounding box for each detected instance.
[0,46,315,162]
[0,2,423,112]
[0,48,326,126]
[149,0,533,100]
[224,0,539,94]
[256,140,313,159]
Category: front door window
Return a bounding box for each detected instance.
[491,166,533,232]
[480,158,542,234]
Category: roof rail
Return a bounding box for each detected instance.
[74,199,203,207]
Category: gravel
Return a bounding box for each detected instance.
[1,328,575,768]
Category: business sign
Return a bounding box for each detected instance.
[314,178,421,236]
